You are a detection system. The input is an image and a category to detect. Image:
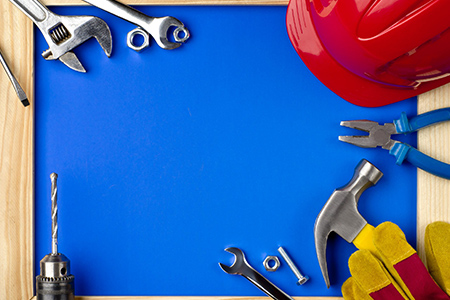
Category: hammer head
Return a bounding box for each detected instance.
[314,159,383,288]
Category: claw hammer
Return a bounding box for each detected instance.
[314,159,383,288]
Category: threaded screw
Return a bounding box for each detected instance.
[278,246,309,285]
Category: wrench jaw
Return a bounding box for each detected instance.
[220,247,294,300]
[41,15,112,72]
[218,247,246,275]
[146,17,189,50]
[218,263,234,274]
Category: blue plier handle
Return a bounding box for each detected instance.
[340,108,450,179]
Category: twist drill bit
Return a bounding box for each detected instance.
[51,173,58,255]
[36,173,75,300]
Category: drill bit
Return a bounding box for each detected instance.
[51,173,58,255]
[36,173,75,300]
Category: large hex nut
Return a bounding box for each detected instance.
[263,255,280,272]
[127,28,150,52]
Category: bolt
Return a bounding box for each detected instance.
[278,246,309,285]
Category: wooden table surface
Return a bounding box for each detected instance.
[1,1,449,299]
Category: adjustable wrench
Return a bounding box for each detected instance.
[9,0,112,72]
[219,247,294,300]
[83,0,189,51]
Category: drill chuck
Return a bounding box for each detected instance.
[36,260,75,300]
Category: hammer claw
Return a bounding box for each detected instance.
[314,229,331,288]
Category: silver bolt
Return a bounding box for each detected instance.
[278,246,309,285]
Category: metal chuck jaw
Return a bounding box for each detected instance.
[36,173,75,300]
[36,254,74,300]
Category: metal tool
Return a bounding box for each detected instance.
[83,0,189,52]
[314,159,383,288]
[9,0,112,72]
[36,173,75,300]
[263,255,280,272]
[219,247,293,300]
[277,246,309,285]
[340,108,450,179]
[0,48,29,106]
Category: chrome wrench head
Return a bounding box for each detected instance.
[138,16,190,51]
[219,247,294,300]
[41,15,113,72]
[219,247,247,275]
[10,0,112,72]
[81,0,189,52]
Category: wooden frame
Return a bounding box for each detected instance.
[1,0,449,299]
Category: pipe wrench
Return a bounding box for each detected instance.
[9,0,112,72]
[83,0,190,52]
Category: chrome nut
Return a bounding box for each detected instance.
[127,28,150,52]
[263,255,280,272]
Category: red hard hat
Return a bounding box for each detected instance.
[286,0,450,107]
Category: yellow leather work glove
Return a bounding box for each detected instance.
[342,221,450,300]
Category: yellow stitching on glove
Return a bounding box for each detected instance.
[342,277,374,300]
[348,249,407,298]
[373,222,416,265]
[425,221,450,295]
[373,222,416,299]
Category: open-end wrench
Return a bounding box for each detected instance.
[83,0,189,51]
[219,247,294,300]
[9,0,112,72]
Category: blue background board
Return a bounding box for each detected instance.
[35,5,417,297]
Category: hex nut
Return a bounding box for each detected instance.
[127,28,150,52]
[263,255,280,272]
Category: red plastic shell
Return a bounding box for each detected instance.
[286,0,450,107]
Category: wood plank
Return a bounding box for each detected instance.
[417,83,450,263]
[0,2,34,300]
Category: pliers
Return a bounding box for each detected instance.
[339,108,450,179]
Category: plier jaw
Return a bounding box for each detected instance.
[339,120,398,150]
[338,108,450,180]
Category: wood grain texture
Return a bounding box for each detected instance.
[416,83,450,263]
[0,2,34,300]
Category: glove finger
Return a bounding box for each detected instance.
[347,249,408,300]
[342,277,374,300]
[425,221,450,295]
[374,222,450,300]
